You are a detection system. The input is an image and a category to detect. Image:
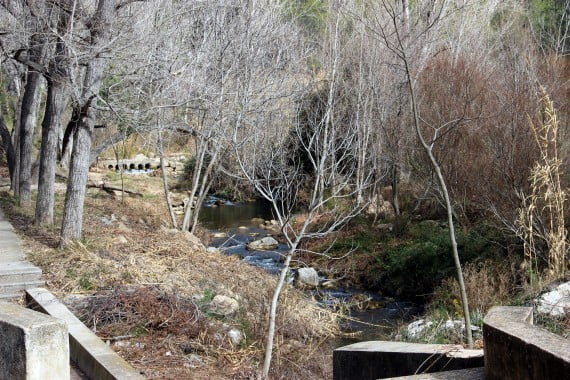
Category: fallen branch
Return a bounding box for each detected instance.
[88,181,143,197]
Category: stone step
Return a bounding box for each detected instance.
[0,261,42,273]
[0,280,45,295]
[0,292,23,301]
[0,262,42,284]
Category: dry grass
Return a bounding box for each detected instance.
[432,260,518,315]
[0,172,340,379]
[516,89,568,283]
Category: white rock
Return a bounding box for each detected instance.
[116,235,128,244]
[227,329,243,345]
[183,231,205,249]
[207,247,220,254]
[246,236,279,251]
[297,267,320,287]
[407,319,433,339]
[444,319,480,332]
[208,295,239,316]
[537,281,570,317]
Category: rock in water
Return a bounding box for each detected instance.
[297,267,320,287]
[246,236,279,251]
[208,295,239,316]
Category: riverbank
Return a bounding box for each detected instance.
[0,173,340,379]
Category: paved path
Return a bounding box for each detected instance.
[0,208,44,300]
[0,207,88,378]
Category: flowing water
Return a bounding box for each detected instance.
[199,197,420,344]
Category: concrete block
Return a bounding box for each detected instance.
[0,301,69,380]
[333,341,484,380]
[26,288,145,380]
[484,306,570,380]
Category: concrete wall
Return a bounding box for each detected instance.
[333,341,483,380]
[0,301,69,380]
[484,306,570,380]
[26,288,145,380]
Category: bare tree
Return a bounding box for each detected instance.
[60,0,117,243]
[356,0,476,346]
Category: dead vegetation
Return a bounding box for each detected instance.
[0,172,340,379]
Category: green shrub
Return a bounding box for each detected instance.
[371,221,501,300]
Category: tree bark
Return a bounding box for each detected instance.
[18,66,42,207]
[35,80,67,225]
[391,162,401,216]
[35,4,71,226]
[0,111,15,179]
[61,0,115,243]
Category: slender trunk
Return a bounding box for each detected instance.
[18,69,42,207]
[189,146,220,234]
[400,39,473,347]
[158,130,177,228]
[35,80,67,225]
[11,102,20,193]
[391,162,401,216]
[316,16,340,207]
[182,137,207,230]
[261,251,294,379]
[190,181,212,235]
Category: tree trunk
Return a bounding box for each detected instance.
[399,36,473,347]
[36,4,71,226]
[18,68,42,207]
[35,80,67,225]
[60,0,115,243]
[158,130,177,228]
[261,250,294,379]
[0,111,15,179]
[182,137,208,231]
[391,162,401,216]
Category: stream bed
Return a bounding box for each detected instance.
[199,197,421,344]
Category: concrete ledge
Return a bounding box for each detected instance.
[484,306,570,380]
[25,288,145,380]
[0,301,69,380]
[384,367,485,379]
[333,341,484,380]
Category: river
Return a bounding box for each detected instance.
[199,197,420,344]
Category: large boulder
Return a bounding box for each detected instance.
[208,295,239,316]
[297,267,320,287]
[536,282,570,317]
[246,236,279,251]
